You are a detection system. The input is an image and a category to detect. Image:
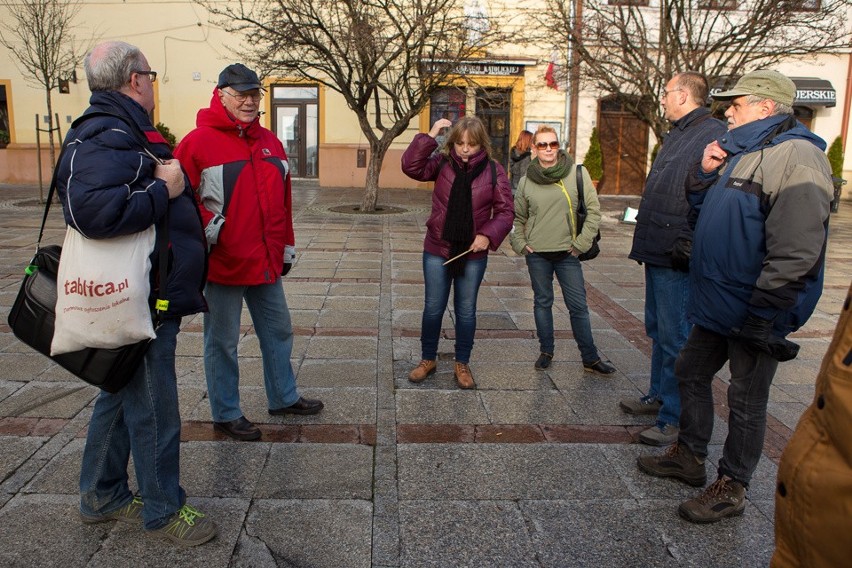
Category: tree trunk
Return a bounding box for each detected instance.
[359,138,393,212]
[45,90,56,173]
[45,89,58,204]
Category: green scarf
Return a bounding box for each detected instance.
[525,150,574,185]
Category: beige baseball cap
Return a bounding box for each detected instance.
[713,70,795,107]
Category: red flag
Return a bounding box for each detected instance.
[545,62,559,90]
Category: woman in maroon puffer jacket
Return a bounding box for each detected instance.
[401,116,514,389]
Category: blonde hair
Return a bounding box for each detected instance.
[532,124,559,145]
[444,116,493,158]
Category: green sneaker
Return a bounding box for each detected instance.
[679,475,746,523]
[80,495,144,524]
[149,504,217,547]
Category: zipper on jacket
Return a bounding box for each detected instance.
[557,179,577,240]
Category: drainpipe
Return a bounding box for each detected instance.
[568,0,583,157]
[842,42,852,154]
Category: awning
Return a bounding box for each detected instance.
[709,76,837,108]
[791,77,836,108]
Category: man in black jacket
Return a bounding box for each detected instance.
[620,72,726,446]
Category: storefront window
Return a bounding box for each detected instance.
[429,87,466,125]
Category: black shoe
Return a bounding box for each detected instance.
[583,359,616,375]
[534,352,553,370]
[269,397,324,416]
[213,416,261,441]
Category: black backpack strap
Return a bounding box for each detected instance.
[576,164,585,207]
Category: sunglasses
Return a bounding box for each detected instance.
[535,141,560,150]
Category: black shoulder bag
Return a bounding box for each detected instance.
[574,164,602,262]
[6,113,169,393]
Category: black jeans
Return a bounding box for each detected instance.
[675,325,779,486]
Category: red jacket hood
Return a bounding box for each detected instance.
[195,88,263,139]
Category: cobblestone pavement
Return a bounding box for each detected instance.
[0,182,850,567]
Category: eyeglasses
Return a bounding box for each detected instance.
[220,89,264,103]
[660,87,682,97]
[535,141,560,150]
[133,70,157,83]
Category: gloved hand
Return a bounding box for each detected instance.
[669,238,692,272]
[767,337,800,362]
[205,213,225,245]
[732,313,773,353]
[282,245,296,276]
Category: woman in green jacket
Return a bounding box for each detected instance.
[510,125,615,375]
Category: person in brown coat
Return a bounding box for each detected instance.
[772,280,852,567]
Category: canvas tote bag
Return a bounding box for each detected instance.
[50,225,157,355]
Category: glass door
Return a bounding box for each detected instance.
[272,86,319,178]
[276,106,301,176]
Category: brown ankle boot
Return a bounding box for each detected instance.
[454,362,475,389]
[409,360,436,382]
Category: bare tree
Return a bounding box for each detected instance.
[0,0,91,196]
[199,0,505,212]
[536,0,852,142]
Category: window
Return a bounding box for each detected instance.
[607,0,649,5]
[781,0,820,10]
[698,0,738,9]
[429,87,466,125]
[0,84,9,147]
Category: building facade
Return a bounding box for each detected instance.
[1,1,850,195]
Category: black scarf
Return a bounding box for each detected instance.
[441,153,489,276]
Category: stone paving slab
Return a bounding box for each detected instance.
[0,435,44,484]
[399,500,540,568]
[0,184,848,566]
[397,444,630,500]
[253,443,373,499]
[245,499,373,568]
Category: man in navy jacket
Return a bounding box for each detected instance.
[622,73,725,447]
[56,41,215,546]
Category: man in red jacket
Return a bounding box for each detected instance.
[175,63,323,441]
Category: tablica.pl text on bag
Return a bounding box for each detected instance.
[50,225,157,355]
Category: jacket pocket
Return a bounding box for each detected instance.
[649,211,686,252]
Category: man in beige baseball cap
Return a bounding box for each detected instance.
[637,68,834,525]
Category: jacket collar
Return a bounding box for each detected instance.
[87,91,155,134]
[671,106,712,132]
[84,91,172,155]
[448,147,488,170]
[718,114,811,156]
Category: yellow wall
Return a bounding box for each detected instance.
[2,1,851,188]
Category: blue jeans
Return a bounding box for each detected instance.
[420,252,487,364]
[525,253,599,363]
[644,265,691,428]
[675,325,779,486]
[79,318,185,530]
[204,280,300,422]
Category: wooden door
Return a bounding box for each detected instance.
[597,100,648,195]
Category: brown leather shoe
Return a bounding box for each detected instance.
[409,359,437,382]
[454,362,475,389]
